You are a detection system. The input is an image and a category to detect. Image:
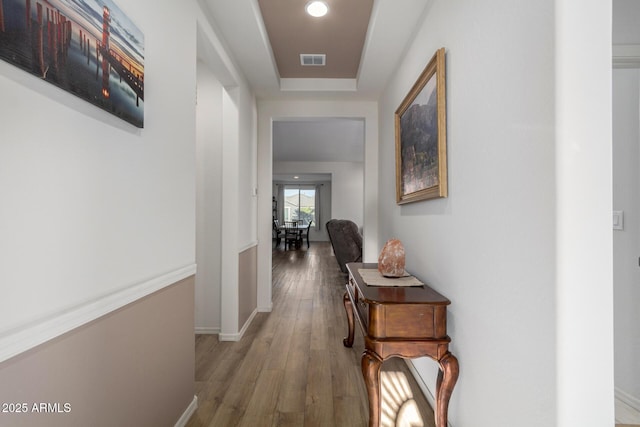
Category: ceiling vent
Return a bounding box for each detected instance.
[300,54,326,66]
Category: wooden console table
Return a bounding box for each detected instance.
[342,263,458,427]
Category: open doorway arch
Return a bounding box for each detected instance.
[271,117,365,248]
[256,101,379,312]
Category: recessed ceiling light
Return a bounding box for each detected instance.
[305,1,329,18]
[293,176,300,179]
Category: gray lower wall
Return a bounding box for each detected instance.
[239,245,258,329]
[0,277,195,427]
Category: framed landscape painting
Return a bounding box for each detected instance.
[395,47,447,204]
[0,0,144,127]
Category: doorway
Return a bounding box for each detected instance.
[612,1,640,423]
[270,118,365,248]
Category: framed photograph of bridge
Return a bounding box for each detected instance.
[395,47,447,204]
[0,0,144,127]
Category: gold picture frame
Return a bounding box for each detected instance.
[395,48,447,204]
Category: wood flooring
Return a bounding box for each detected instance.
[186,242,435,427]
[617,398,640,425]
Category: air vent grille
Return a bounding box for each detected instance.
[300,54,326,66]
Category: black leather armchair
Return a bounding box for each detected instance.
[326,219,362,273]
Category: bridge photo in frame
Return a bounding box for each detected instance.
[0,0,144,128]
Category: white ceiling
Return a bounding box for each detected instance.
[200,0,430,100]
[272,118,364,162]
[199,0,431,164]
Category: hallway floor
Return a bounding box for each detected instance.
[186,242,435,427]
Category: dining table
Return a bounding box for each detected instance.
[280,222,309,249]
[279,223,309,231]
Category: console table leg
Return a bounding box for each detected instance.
[342,291,355,347]
[362,350,383,427]
[435,352,459,427]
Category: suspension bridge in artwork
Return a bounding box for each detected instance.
[0,0,144,105]
[97,6,144,104]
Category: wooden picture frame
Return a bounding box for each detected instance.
[395,48,447,204]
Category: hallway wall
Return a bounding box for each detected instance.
[0,0,199,423]
[613,0,640,412]
[377,1,613,426]
[0,278,195,427]
[196,61,223,333]
[613,67,640,410]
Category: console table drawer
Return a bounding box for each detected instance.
[356,296,369,329]
[368,303,447,339]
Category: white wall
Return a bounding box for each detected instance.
[613,68,640,407]
[378,0,613,426]
[274,161,364,231]
[0,0,197,361]
[555,1,613,424]
[220,87,240,336]
[195,62,223,333]
[237,88,258,249]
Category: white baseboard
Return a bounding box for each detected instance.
[175,395,198,427]
[257,303,273,313]
[404,359,454,427]
[219,308,258,342]
[195,326,221,334]
[616,388,640,423]
[613,44,640,69]
[0,264,197,364]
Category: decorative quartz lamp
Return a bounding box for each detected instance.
[378,239,406,277]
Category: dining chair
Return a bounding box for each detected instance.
[273,219,283,248]
[284,221,300,250]
[304,220,313,248]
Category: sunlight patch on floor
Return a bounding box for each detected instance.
[381,370,424,427]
